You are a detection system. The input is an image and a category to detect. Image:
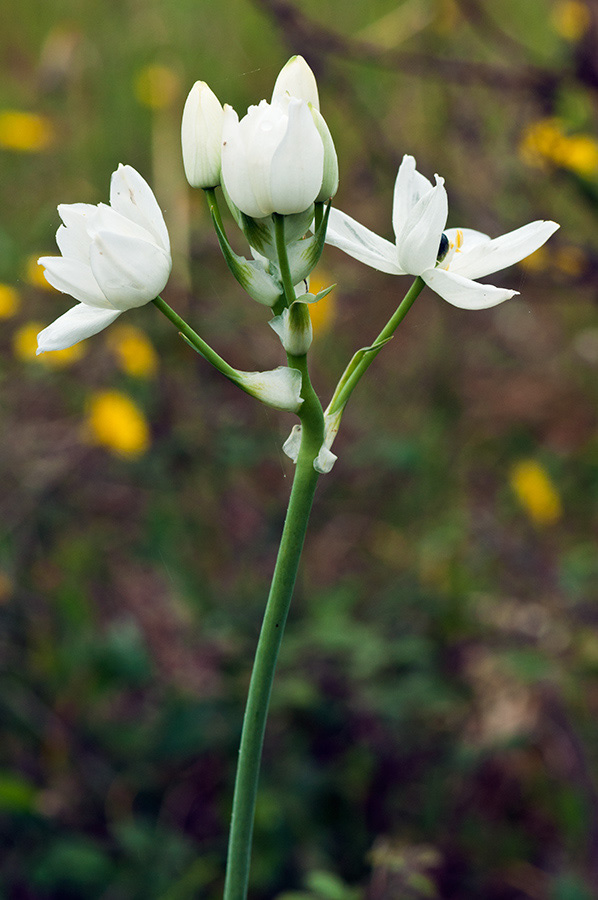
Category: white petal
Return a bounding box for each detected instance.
[93,203,157,243]
[89,232,171,310]
[396,176,448,275]
[269,100,324,215]
[221,105,265,219]
[38,256,113,307]
[445,227,489,252]
[55,223,93,264]
[235,366,304,412]
[272,56,320,110]
[110,164,170,253]
[325,208,403,274]
[37,304,122,353]
[423,268,517,309]
[181,81,223,189]
[245,101,290,215]
[448,220,560,280]
[56,203,101,262]
[392,155,434,239]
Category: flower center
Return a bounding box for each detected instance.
[437,233,449,262]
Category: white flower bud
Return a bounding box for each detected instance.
[269,301,313,356]
[311,107,338,201]
[181,81,224,189]
[271,55,320,111]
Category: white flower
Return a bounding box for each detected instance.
[271,55,320,110]
[37,165,171,353]
[181,81,224,188]
[325,154,560,309]
[221,98,324,219]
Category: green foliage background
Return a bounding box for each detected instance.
[2,0,598,897]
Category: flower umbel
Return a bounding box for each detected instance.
[325,154,559,309]
[37,164,172,353]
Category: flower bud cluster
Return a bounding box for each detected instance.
[181,55,338,215]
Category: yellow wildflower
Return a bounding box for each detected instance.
[307,272,336,337]
[510,459,562,526]
[13,321,84,367]
[520,118,598,176]
[551,0,591,41]
[519,118,568,169]
[83,390,150,458]
[0,284,20,318]
[13,322,44,361]
[106,323,158,377]
[518,246,549,273]
[0,110,54,152]
[560,134,598,176]
[25,255,56,291]
[554,244,587,277]
[134,64,180,110]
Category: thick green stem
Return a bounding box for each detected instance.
[223,353,324,900]
[223,436,320,900]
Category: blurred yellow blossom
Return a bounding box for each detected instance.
[25,255,56,291]
[83,390,150,457]
[518,245,549,273]
[106,323,158,377]
[554,244,588,276]
[308,272,336,337]
[520,118,566,168]
[0,284,20,318]
[13,322,84,367]
[134,65,181,110]
[510,459,562,526]
[520,118,598,176]
[551,0,591,41]
[0,110,54,152]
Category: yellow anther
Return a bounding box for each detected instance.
[455,229,464,251]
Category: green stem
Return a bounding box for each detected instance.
[273,213,296,307]
[329,275,425,415]
[152,295,238,381]
[223,356,324,900]
[204,187,226,235]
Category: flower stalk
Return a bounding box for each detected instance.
[224,348,324,900]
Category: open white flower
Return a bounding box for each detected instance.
[37,164,171,353]
[325,154,559,309]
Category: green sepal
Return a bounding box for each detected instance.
[313,283,336,303]
[287,200,331,284]
[220,182,315,260]
[210,208,284,307]
[327,335,393,416]
[179,331,207,359]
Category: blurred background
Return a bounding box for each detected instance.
[2,0,598,897]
